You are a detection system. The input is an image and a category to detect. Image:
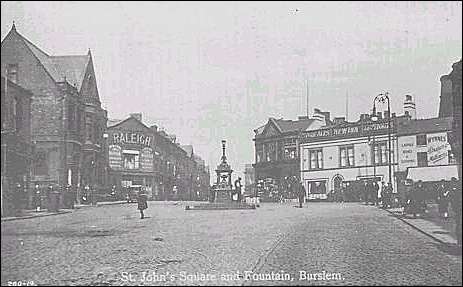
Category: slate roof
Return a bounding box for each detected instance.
[14,27,90,90]
[255,117,315,138]
[274,118,315,133]
[396,117,453,135]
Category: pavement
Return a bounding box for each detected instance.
[1,201,129,222]
[382,203,458,246]
[1,202,462,286]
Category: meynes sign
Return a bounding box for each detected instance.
[300,120,393,142]
[112,132,152,146]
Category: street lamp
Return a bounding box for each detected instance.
[371,92,392,185]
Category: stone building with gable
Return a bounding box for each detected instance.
[1,24,107,198]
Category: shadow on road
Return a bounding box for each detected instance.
[431,242,462,256]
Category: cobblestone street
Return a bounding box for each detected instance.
[2,202,462,286]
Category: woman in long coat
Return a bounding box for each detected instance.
[137,190,148,219]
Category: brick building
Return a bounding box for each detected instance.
[1,77,33,216]
[253,110,330,201]
[107,114,210,201]
[1,24,107,200]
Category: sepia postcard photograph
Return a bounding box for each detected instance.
[1,1,462,286]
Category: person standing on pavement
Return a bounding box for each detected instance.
[298,181,306,208]
[137,189,148,219]
[449,177,462,247]
[363,180,370,205]
[437,179,450,219]
[33,184,42,212]
[234,177,242,202]
[372,181,380,206]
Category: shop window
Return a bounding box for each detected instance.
[416,134,427,146]
[123,150,140,169]
[417,152,428,167]
[340,146,355,167]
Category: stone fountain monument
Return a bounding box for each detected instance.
[185,140,255,210]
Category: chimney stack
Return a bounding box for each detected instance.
[403,95,416,119]
[130,113,142,122]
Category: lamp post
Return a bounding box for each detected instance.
[371,92,392,185]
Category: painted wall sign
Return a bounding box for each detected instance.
[108,145,122,169]
[427,133,450,166]
[300,120,394,143]
[398,136,417,170]
[141,147,154,171]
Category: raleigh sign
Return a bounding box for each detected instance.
[112,132,152,146]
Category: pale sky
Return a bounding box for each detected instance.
[2,1,462,180]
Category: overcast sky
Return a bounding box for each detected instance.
[2,1,462,180]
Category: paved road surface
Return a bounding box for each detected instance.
[1,202,461,286]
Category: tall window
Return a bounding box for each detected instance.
[340,146,355,167]
[308,149,323,170]
[15,97,22,131]
[284,147,297,160]
[256,145,263,163]
[33,151,48,175]
[68,104,75,131]
[7,64,18,83]
[416,134,427,146]
[86,114,93,142]
[266,143,276,161]
[417,152,428,167]
[123,150,140,169]
[372,142,393,165]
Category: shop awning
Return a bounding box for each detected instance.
[406,165,459,182]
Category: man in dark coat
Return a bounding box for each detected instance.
[137,190,148,219]
[234,177,242,202]
[363,180,370,205]
[437,180,450,219]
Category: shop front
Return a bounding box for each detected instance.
[106,117,156,200]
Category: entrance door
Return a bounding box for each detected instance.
[332,175,343,202]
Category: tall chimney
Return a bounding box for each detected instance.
[403,95,416,119]
[130,113,142,122]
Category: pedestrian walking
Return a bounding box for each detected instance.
[137,189,148,219]
[437,179,450,219]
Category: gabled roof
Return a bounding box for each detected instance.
[180,145,194,157]
[106,115,151,132]
[397,117,453,135]
[274,118,315,133]
[255,117,315,138]
[8,26,90,90]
